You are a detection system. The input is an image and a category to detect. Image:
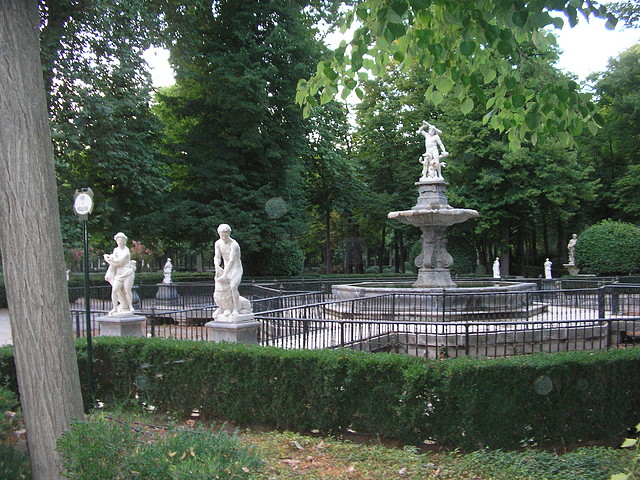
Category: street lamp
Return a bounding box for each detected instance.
[73,188,94,405]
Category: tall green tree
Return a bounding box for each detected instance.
[154,0,338,274]
[302,101,361,273]
[585,44,640,222]
[41,0,168,247]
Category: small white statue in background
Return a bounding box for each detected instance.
[493,257,501,279]
[162,258,173,284]
[213,224,252,320]
[417,121,449,180]
[544,258,553,279]
[567,234,578,265]
[104,232,136,316]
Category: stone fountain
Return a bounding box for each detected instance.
[388,122,478,287]
[333,121,536,317]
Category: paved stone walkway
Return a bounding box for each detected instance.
[0,309,11,346]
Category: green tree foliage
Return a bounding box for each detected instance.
[153,0,338,274]
[297,0,613,147]
[352,60,596,275]
[301,101,363,273]
[606,1,640,27]
[574,219,640,275]
[41,0,169,246]
[585,45,640,223]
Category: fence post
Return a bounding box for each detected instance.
[340,321,345,348]
[464,323,470,356]
[598,287,606,319]
[150,307,156,337]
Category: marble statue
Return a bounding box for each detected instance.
[213,224,252,320]
[493,257,500,279]
[104,232,136,316]
[567,234,577,265]
[162,258,173,284]
[417,121,449,180]
[544,258,552,279]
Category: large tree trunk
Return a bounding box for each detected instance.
[0,1,85,478]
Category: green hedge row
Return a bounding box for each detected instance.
[2,339,640,450]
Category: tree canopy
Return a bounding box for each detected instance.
[297,0,616,147]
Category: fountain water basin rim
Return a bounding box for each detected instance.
[333,280,537,299]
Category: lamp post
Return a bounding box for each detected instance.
[73,188,94,405]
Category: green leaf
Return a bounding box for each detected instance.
[435,76,454,94]
[428,43,443,58]
[460,97,474,115]
[512,9,529,27]
[386,22,407,40]
[391,0,408,17]
[431,90,444,106]
[512,94,526,108]
[525,112,540,129]
[610,475,630,480]
[460,40,476,57]
[621,438,637,448]
[409,0,430,10]
[323,67,339,81]
[497,40,512,56]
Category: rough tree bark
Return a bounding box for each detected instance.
[0,1,85,478]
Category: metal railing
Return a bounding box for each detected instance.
[69,280,640,359]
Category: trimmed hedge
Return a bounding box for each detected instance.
[3,340,640,450]
[575,220,640,275]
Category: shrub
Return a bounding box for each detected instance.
[72,337,640,450]
[575,220,640,275]
[246,240,305,276]
[0,386,30,478]
[57,416,262,480]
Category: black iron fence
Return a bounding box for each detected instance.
[69,280,640,359]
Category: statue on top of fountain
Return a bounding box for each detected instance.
[417,121,449,181]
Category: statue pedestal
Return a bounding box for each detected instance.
[155,283,180,306]
[97,314,145,337]
[205,314,260,344]
[563,264,581,276]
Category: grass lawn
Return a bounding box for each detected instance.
[240,428,630,480]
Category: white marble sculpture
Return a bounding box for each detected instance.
[417,121,449,180]
[493,257,501,279]
[544,258,553,279]
[567,234,577,265]
[213,224,252,321]
[162,258,173,284]
[104,232,136,316]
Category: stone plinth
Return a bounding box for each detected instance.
[97,314,145,337]
[155,283,180,306]
[205,315,260,344]
[564,264,581,276]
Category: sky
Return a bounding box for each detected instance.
[144,16,639,88]
[553,17,639,81]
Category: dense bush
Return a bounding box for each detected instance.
[245,240,305,277]
[3,340,640,450]
[57,416,262,480]
[72,338,640,450]
[575,220,640,275]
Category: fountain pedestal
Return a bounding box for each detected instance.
[388,178,478,288]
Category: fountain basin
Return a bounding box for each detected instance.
[388,207,478,227]
[331,281,542,321]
